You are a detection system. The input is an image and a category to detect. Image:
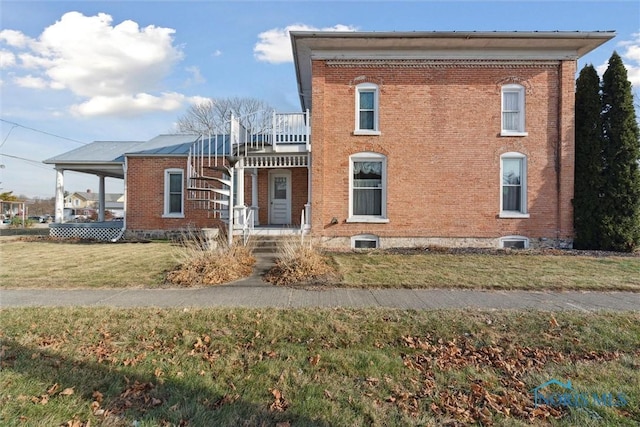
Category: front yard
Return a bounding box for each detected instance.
[1,308,638,426]
[1,238,638,291]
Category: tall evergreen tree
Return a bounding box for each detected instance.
[600,51,640,251]
[574,65,603,249]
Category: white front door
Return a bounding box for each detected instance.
[269,171,291,225]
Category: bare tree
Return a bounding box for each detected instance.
[177,97,274,134]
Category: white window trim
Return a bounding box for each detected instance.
[163,168,185,218]
[354,83,381,135]
[500,152,529,218]
[500,235,530,249]
[351,234,380,249]
[501,84,528,137]
[348,152,388,222]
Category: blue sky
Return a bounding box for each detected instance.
[1,0,639,198]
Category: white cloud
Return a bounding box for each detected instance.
[184,66,205,85]
[70,92,199,117]
[619,33,640,89]
[14,74,47,89]
[3,11,188,116]
[596,33,640,90]
[212,49,222,57]
[0,49,16,68]
[254,24,357,64]
[0,29,30,48]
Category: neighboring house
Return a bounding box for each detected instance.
[44,31,615,248]
[64,190,124,218]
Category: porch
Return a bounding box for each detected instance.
[187,111,312,243]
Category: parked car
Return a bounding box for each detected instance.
[28,216,45,223]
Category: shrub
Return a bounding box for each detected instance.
[165,228,255,286]
[264,237,338,286]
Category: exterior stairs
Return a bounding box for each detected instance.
[186,110,311,243]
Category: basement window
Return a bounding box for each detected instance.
[352,234,379,249]
[500,236,529,249]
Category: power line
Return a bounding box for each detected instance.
[0,118,87,145]
[0,153,54,171]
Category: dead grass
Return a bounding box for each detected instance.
[330,249,640,291]
[264,237,338,286]
[164,230,255,286]
[0,238,177,288]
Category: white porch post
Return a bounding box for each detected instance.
[55,168,64,223]
[251,168,259,225]
[234,160,245,229]
[98,175,106,222]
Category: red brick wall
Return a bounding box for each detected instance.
[126,157,308,231]
[310,60,576,242]
[126,157,218,231]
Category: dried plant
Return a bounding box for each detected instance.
[166,227,255,286]
[264,236,337,286]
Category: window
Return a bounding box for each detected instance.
[500,236,529,249]
[351,234,380,249]
[501,84,527,136]
[348,153,388,222]
[355,83,380,135]
[500,153,528,218]
[164,169,184,217]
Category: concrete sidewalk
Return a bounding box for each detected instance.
[2,285,639,311]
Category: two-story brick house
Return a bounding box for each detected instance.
[45,31,614,248]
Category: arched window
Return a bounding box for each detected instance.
[501,84,527,136]
[500,152,528,217]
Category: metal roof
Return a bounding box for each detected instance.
[43,134,231,178]
[291,30,617,111]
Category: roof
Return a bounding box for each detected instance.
[291,30,617,111]
[69,192,123,203]
[43,134,207,178]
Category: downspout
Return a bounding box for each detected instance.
[110,157,127,242]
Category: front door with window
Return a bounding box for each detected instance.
[269,172,291,225]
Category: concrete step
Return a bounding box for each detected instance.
[249,235,301,254]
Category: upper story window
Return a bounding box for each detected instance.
[354,83,380,135]
[164,169,184,217]
[347,152,388,223]
[501,84,527,136]
[500,152,529,218]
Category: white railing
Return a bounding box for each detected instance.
[243,208,254,246]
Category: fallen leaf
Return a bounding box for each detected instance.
[47,383,60,395]
[309,354,321,366]
[60,387,74,396]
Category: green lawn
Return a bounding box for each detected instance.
[329,251,640,291]
[1,238,638,291]
[1,308,638,426]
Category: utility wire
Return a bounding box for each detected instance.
[0,118,87,145]
[0,153,54,171]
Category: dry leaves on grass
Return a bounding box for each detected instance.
[269,388,289,412]
[392,334,622,425]
[165,245,255,286]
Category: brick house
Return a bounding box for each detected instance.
[44,31,614,248]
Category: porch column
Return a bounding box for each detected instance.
[251,168,259,225]
[98,175,106,222]
[233,161,245,228]
[55,168,64,223]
